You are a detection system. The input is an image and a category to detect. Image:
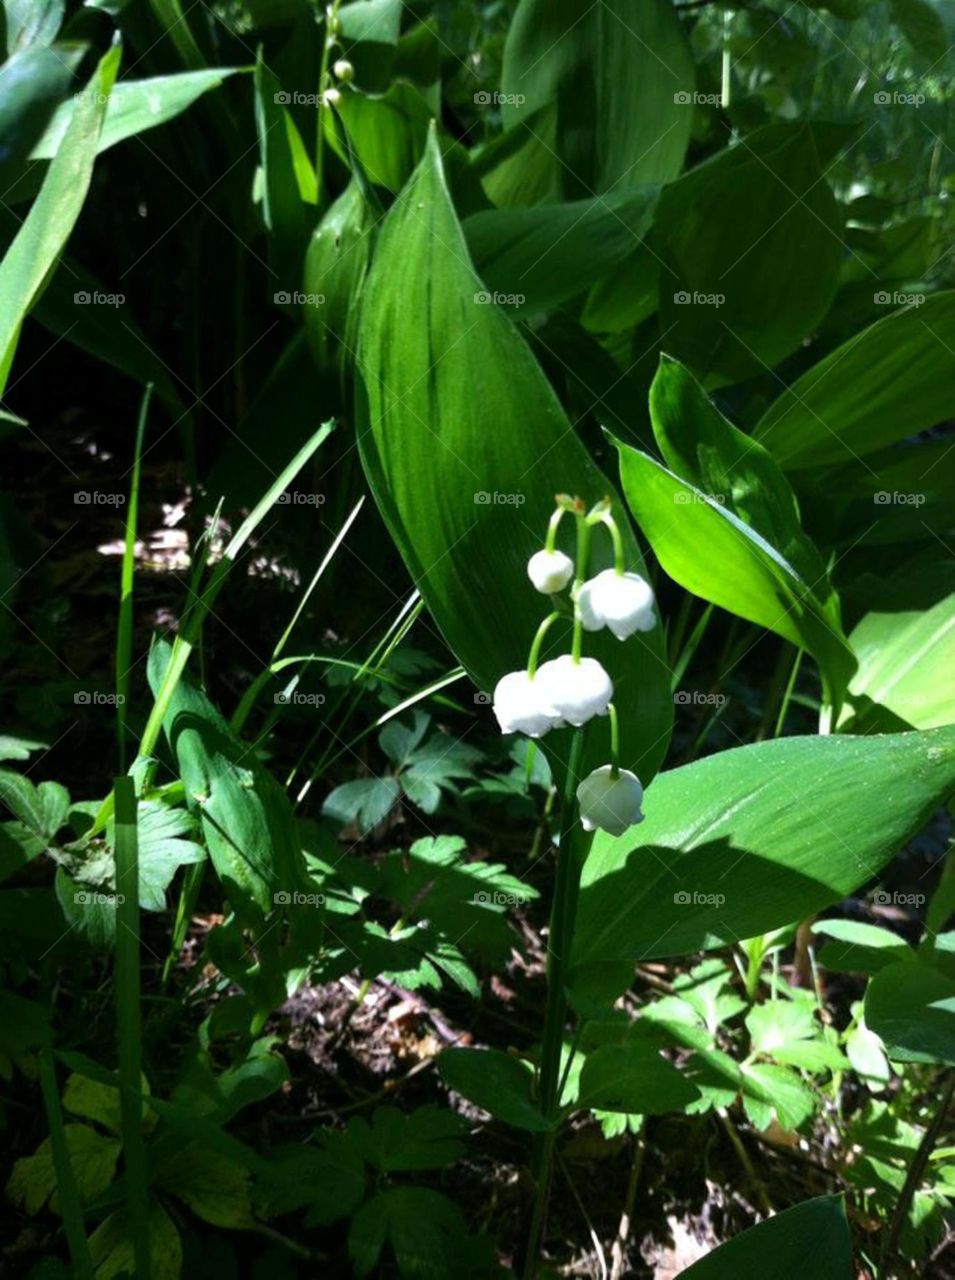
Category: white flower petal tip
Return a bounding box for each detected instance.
[578,569,656,640]
[535,654,613,727]
[576,765,644,836]
[527,549,574,594]
[492,670,557,738]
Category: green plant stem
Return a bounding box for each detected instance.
[881,1073,954,1271]
[570,516,592,663]
[607,702,620,777]
[774,647,803,738]
[315,0,345,195]
[114,776,151,1280]
[116,385,151,773]
[162,859,205,987]
[524,729,586,1276]
[598,510,626,573]
[38,1050,94,1280]
[527,611,562,676]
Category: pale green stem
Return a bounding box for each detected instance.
[527,612,562,678]
[607,702,620,779]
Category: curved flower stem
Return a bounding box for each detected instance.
[607,702,620,779]
[571,515,592,663]
[527,611,562,677]
[524,729,587,1276]
[596,509,626,574]
[544,506,566,554]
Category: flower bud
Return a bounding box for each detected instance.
[333,58,355,83]
[527,548,574,594]
[535,655,612,727]
[321,87,342,108]
[492,670,559,738]
[578,569,656,641]
[577,765,644,835]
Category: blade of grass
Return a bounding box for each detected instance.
[38,1049,94,1280]
[113,776,151,1280]
[117,385,152,772]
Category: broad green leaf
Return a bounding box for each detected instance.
[500,0,694,197]
[303,179,378,379]
[745,1000,849,1073]
[158,1143,255,1228]
[348,1187,469,1279]
[613,437,856,706]
[0,734,45,762]
[322,775,400,835]
[0,769,69,841]
[0,43,82,169]
[649,356,831,593]
[328,80,433,192]
[88,1202,182,1280]
[676,1196,852,1279]
[7,1124,120,1215]
[840,586,955,732]
[655,123,848,385]
[4,0,64,51]
[464,187,658,316]
[0,42,119,390]
[813,919,916,974]
[438,1048,552,1132]
[577,1044,698,1114]
[254,53,307,291]
[865,961,955,1066]
[148,640,306,918]
[358,130,672,785]
[571,728,955,995]
[755,293,955,469]
[30,68,243,159]
[338,0,402,92]
[346,1106,467,1172]
[739,1062,816,1131]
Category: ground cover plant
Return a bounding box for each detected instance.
[1,0,954,1276]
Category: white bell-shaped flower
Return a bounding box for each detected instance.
[535,654,613,727]
[492,670,558,738]
[527,549,574,594]
[576,765,644,836]
[578,569,656,640]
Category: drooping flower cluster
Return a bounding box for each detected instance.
[490,496,657,836]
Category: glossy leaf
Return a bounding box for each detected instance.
[677,1196,852,1279]
[655,123,848,385]
[571,727,955,994]
[328,81,433,192]
[649,355,831,593]
[755,292,955,469]
[31,68,243,159]
[500,0,694,198]
[865,961,955,1066]
[0,42,120,391]
[438,1048,552,1132]
[813,919,916,974]
[464,187,658,316]
[840,585,955,732]
[613,436,856,705]
[357,129,672,783]
[577,1044,698,1114]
